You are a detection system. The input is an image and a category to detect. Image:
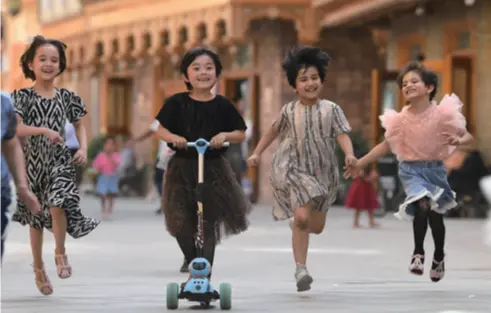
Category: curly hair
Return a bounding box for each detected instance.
[20,35,67,81]
[179,47,223,91]
[396,61,438,101]
[282,46,331,88]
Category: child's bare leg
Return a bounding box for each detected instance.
[50,207,71,279]
[292,204,312,265]
[30,227,44,270]
[292,201,314,292]
[107,195,114,216]
[100,196,106,216]
[308,211,327,234]
[369,210,379,228]
[30,227,53,295]
[353,209,361,228]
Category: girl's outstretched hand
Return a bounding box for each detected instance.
[344,161,359,179]
[345,155,357,168]
[247,154,260,167]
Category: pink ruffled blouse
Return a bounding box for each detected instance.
[379,93,467,161]
[92,152,121,175]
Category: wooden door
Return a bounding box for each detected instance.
[443,55,474,134]
[107,78,132,136]
[370,69,399,146]
[246,75,260,203]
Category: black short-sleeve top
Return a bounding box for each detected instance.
[155,92,247,159]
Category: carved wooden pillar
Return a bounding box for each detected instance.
[148,26,162,57]
[297,8,319,46]
[168,16,180,54]
[185,21,199,50]
[228,42,238,69]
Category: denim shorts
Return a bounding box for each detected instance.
[96,174,119,196]
[395,160,457,220]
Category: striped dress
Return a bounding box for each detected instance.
[270,99,351,220]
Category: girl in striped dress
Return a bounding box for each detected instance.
[247,46,356,292]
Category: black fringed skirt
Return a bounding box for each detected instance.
[162,155,252,243]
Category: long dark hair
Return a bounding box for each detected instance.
[20,35,67,81]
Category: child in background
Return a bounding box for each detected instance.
[92,137,121,219]
[344,164,380,228]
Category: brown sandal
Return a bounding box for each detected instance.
[54,254,72,279]
[33,265,53,296]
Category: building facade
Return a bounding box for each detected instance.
[4,0,422,204]
[315,0,491,159]
[4,1,490,204]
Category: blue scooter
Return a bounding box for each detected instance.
[166,139,232,310]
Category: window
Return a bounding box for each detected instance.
[90,74,100,134]
[1,53,8,73]
[235,43,254,68]
[52,0,64,19]
[39,0,52,22]
[40,0,51,10]
[457,31,471,50]
[39,0,82,23]
[179,27,188,44]
[409,44,421,61]
[161,31,170,46]
[382,81,399,111]
[434,72,443,101]
[66,0,82,14]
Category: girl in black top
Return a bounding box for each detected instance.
[155,48,251,273]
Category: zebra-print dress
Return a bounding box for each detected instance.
[270,99,351,221]
[12,87,99,238]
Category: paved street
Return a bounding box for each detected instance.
[2,196,491,313]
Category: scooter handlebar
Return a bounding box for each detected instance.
[186,140,230,148]
[186,142,230,147]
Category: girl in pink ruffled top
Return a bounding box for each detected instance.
[345,62,473,283]
[92,137,121,220]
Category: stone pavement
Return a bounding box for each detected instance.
[1,197,491,313]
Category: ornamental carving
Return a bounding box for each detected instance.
[45,1,319,68]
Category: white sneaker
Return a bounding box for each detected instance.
[295,265,313,292]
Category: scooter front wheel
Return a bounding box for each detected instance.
[166,282,180,310]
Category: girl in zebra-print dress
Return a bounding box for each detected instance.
[11,35,99,296]
[247,46,356,292]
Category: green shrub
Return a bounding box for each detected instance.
[87,134,107,166]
